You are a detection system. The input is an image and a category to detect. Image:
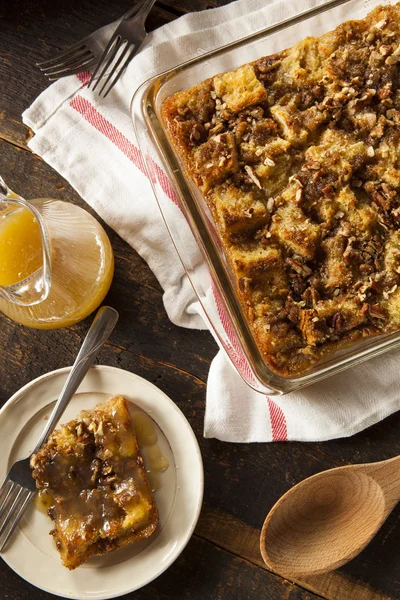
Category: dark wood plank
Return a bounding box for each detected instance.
[0,0,233,131]
[0,535,322,600]
[0,0,177,123]
[0,140,217,388]
[1,138,399,600]
[1,2,400,600]
[159,0,234,14]
[0,111,32,150]
[196,505,399,600]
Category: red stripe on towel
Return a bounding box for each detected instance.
[150,160,180,207]
[76,71,91,85]
[211,281,256,385]
[69,94,180,206]
[267,397,288,441]
[70,89,289,442]
[70,95,147,174]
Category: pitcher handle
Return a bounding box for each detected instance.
[0,177,52,307]
[0,176,8,196]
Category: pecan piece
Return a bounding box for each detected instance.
[302,287,320,307]
[209,123,225,137]
[331,311,345,331]
[368,303,388,320]
[90,458,102,485]
[238,277,252,293]
[285,297,300,324]
[244,165,262,189]
[286,258,312,278]
[290,274,307,297]
[190,123,206,144]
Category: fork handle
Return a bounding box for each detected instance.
[133,0,156,22]
[32,306,119,453]
[121,0,149,21]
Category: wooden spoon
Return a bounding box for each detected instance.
[260,456,400,578]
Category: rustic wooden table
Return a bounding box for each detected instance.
[0,1,399,599]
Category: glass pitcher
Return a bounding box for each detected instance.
[0,176,114,329]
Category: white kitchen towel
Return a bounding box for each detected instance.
[23,0,400,442]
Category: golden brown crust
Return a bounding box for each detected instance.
[162,4,400,376]
[30,396,158,569]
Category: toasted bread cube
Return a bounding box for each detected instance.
[162,80,215,124]
[270,104,309,145]
[276,38,324,86]
[238,267,289,303]
[306,130,367,178]
[270,204,320,260]
[384,231,400,277]
[387,289,400,325]
[321,234,353,289]
[231,245,281,278]
[253,315,302,353]
[192,132,238,192]
[213,185,269,240]
[30,396,158,570]
[214,64,267,112]
[253,140,293,197]
[315,298,366,329]
[299,298,366,345]
[336,187,378,238]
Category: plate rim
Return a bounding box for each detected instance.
[0,364,204,599]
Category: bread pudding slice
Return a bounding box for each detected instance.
[30,396,158,570]
[162,4,400,376]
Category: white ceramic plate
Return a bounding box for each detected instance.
[0,365,204,599]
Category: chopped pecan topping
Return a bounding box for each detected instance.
[285,297,300,324]
[238,277,252,292]
[332,311,346,331]
[286,258,312,278]
[368,303,388,320]
[290,274,307,297]
[244,165,262,189]
[162,4,400,376]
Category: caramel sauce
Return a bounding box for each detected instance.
[146,445,169,473]
[30,397,161,569]
[132,411,169,491]
[35,489,55,514]
[146,471,161,493]
[133,412,158,447]
[34,407,169,516]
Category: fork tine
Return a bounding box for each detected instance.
[40,49,93,74]
[36,43,86,68]
[0,490,33,552]
[44,54,94,77]
[0,484,20,530]
[47,58,97,81]
[98,42,132,97]
[89,35,121,91]
[43,55,95,79]
[102,44,138,98]
[40,46,93,73]
[0,478,12,504]
[0,481,15,516]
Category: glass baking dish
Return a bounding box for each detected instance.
[132,0,399,395]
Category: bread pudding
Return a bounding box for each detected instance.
[30,396,158,569]
[162,4,400,376]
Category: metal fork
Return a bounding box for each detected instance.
[36,2,144,81]
[89,0,156,98]
[36,26,106,81]
[0,306,119,552]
